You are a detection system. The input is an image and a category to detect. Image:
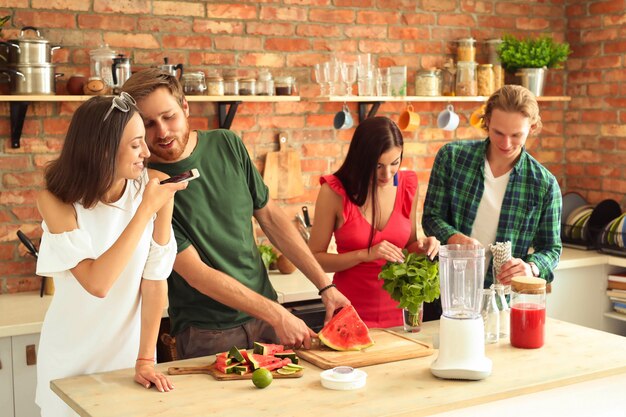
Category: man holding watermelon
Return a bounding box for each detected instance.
[122,69,351,359]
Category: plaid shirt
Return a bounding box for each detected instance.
[422,139,562,285]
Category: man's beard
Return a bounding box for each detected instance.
[149,120,190,162]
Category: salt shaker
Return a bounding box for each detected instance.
[481,288,499,344]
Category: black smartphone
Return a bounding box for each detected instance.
[160,168,200,184]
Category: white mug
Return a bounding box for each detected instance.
[333,104,354,129]
[437,104,460,131]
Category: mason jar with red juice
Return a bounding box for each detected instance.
[510,276,546,349]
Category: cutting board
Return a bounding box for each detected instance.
[167,362,303,381]
[297,328,433,370]
[263,132,304,199]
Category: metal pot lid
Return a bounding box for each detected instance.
[9,26,50,44]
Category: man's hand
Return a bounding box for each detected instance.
[447,233,481,246]
[272,307,317,350]
[495,258,534,285]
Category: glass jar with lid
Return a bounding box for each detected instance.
[415,69,442,96]
[477,64,495,96]
[256,69,274,96]
[89,44,116,88]
[239,78,256,95]
[181,71,207,95]
[275,75,295,96]
[510,277,546,349]
[206,75,224,96]
[224,75,239,95]
[456,38,476,62]
[441,59,456,96]
[455,61,477,96]
[486,39,505,90]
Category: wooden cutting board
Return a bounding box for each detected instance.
[168,362,303,381]
[297,328,434,370]
[263,132,304,199]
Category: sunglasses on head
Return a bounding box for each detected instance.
[103,92,137,121]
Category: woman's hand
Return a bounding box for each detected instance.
[364,240,405,263]
[140,178,187,215]
[134,361,174,393]
[413,236,440,260]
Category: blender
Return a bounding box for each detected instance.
[430,244,492,380]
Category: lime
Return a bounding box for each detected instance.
[276,368,296,375]
[252,368,273,389]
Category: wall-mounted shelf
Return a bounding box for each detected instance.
[0,95,301,148]
[310,95,572,122]
[604,312,626,322]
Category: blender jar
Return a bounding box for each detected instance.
[438,244,485,319]
[510,277,546,349]
[89,44,116,88]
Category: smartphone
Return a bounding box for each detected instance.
[160,168,200,184]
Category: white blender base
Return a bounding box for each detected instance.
[430,315,492,380]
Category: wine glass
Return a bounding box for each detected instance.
[314,62,329,96]
[340,62,358,96]
[327,59,341,96]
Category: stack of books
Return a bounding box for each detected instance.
[607,273,626,315]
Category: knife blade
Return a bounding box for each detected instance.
[295,213,308,230]
[302,206,311,227]
[17,230,44,297]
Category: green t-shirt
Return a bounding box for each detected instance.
[149,129,277,335]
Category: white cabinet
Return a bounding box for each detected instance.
[0,334,41,417]
[0,337,15,417]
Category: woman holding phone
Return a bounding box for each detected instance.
[35,93,186,417]
[308,117,439,328]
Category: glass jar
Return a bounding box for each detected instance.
[206,75,224,96]
[257,69,274,96]
[486,39,505,91]
[493,283,510,339]
[456,38,476,62]
[481,288,499,344]
[224,76,239,95]
[455,61,477,96]
[181,72,206,95]
[441,59,456,96]
[477,64,495,96]
[510,277,546,349]
[89,44,116,88]
[239,78,256,95]
[415,69,442,96]
[275,75,295,96]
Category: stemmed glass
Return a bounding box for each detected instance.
[340,62,358,96]
[327,59,341,96]
[314,62,329,96]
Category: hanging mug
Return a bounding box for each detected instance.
[470,104,486,130]
[437,104,460,131]
[333,104,354,130]
[397,104,420,132]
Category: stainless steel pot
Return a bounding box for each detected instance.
[0,26,61,65]
[0,64,62,95]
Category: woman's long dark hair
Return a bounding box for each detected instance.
[45,96,138,208]
[334,116,404,249]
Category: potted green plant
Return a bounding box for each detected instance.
[379,250,440,332]
[498,34,571,96]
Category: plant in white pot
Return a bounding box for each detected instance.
[379,250,439,333]
[498,34,571,96]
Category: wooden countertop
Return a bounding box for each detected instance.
[50,319,626,417]
[0,292,52,338]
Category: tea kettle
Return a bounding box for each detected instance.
[112,54,131,93]
[159,57,184,80]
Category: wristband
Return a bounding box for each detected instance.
[136,357,155,362]
[318,283,336,296]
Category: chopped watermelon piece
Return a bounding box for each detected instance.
[227,346,245,362]
[253,342,285,355]
[274,350,298,363]
[318,305,374,351]
[215,362,240,374]
[247,353,282,370]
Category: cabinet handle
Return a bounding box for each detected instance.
[0,358,2,370]
[26,344,37,366]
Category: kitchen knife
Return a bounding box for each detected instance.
[302,206,311,227]
[295,213,308,230]
[17,230,44,297]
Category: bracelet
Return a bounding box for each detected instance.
[318,283,336,296]
[136,357,155,362]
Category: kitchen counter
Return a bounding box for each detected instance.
[0,292,52,338]
[50,318,626,417]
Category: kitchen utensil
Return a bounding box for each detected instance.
[158,57,183,80]
[333,103,354,129]
[16,230,43,297]
[263,132,304,199]
[168,361,303,380]
[111,54,131,93]
[430,244,492,380]
[437,104,460,131]
[302,206,311,227]
[296,328,433,370]
[1,26,61,65]
[295,213,308,230]
[320,367,367,390]
[397,103,420,132]
[0,64,62,95]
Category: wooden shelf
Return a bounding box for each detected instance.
[309,95,571,102]
[604,312,626,322]
[0,95,300,102]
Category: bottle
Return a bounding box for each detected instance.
[493,283,510,338]
[510,277,546,349]
[481,288,499,344]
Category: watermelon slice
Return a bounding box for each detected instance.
[274,350,299,364]
[253,342,285,355]
[318,305,374,351]
[247,353,282,370]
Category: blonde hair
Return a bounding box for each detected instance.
[482,84,542,134]
[121,68,185,108]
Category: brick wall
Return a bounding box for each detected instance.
[0,0,620,294]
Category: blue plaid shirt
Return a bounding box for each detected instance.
[422,139,562,285]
